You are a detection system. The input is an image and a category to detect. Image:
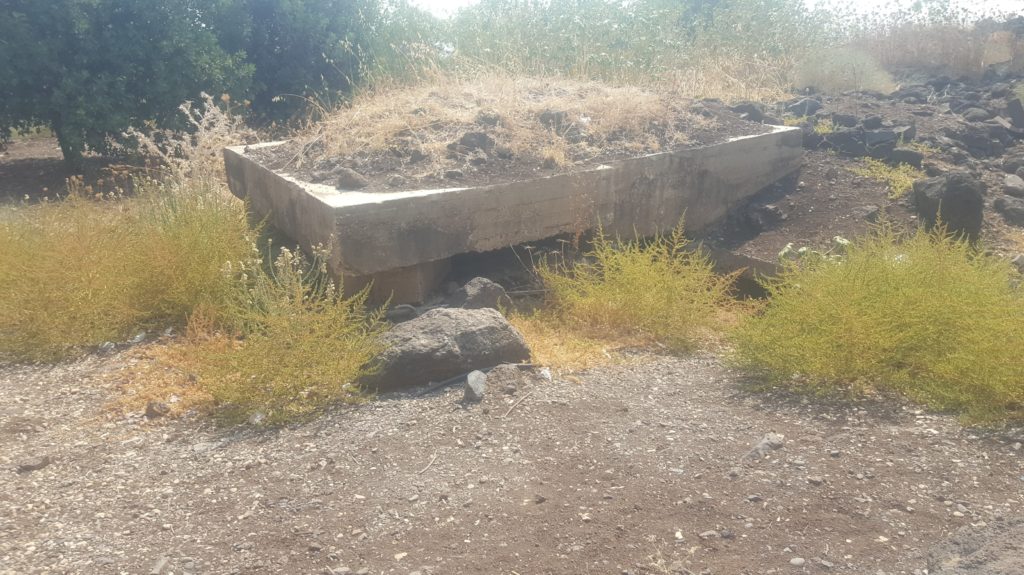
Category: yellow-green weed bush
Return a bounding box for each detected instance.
[849,158,924,199]
[538,224,737,352]
[732,226,1024,424]
[190,247,386,425]
[0,179,251,361]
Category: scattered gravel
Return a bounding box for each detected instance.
[2,350,1023,574]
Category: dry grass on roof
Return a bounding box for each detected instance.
[263,74,751,191]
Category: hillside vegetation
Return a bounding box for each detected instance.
[2,0,1024,425]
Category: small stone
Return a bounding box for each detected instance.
[336,167,370,190]
[458,131,495,151]
[463,370,487,403]
[16,456,52,474]
[962,107,991,122]
[807,476,825,486]
[790,557,806,567]
[308,542,323,552]
[145,401,171,419]
[444,169,464,180]
[1005,174,1024,198]
[534,494,547,504]
[699,530,718,539]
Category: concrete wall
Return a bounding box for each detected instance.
[225,126,802,303]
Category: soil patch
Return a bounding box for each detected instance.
[0,136,135,203]
[2,350,1022,574]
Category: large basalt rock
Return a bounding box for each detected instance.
[366,308,530,390]
[995,195,1024,227]
[943,123,1004,158]
[912,172,986,241]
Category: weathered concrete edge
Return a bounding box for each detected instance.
[225,126,803,280]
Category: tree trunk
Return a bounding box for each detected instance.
[52,117,84,172]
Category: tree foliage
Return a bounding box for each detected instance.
[228,0,377,121]
[0,0,252,166]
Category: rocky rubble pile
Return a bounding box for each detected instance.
[731,71,1024,245]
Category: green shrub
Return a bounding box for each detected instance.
[732,226,1024,424]
[0,179,252,362]
[190,247,387,425]
[538,223,738,352]
[849,158,924,199]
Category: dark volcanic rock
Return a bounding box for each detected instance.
[1006,98,1024,129]
[944,123,1002,158]
[962,107,991,122]
[824,128,865,156]
[448,277,511,310]
[730,102,766,123]
[862,116,883,130]
[458,131,495,151]
[366,308,530,390]
[1004,174,1024,198]
[891,147,925,168]
[831,113,859,128]
[995,195,1024,226]
[336,167,370,190]
[912,172,986,241]
[1004,154,1024,174]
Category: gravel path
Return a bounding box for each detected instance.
[2,350,1022,575]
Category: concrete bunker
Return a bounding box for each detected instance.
[224,125,803,304]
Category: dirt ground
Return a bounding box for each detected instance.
[2,350,1022,575]
[0,136,68,201]
[0,137,135,203]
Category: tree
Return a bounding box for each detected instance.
[223,0,377,122]
[0,0,252,168]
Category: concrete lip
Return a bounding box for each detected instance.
[225,126,803,304]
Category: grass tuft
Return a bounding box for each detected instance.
[508,311,628,373]
[813,119,836,135]
[849,158,923,199]
[536,222,738,353]
[732,225,1024,424]
[0,178,252,362]
[183,247,387,426]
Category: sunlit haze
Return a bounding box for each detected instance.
[412,0,1024,18]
